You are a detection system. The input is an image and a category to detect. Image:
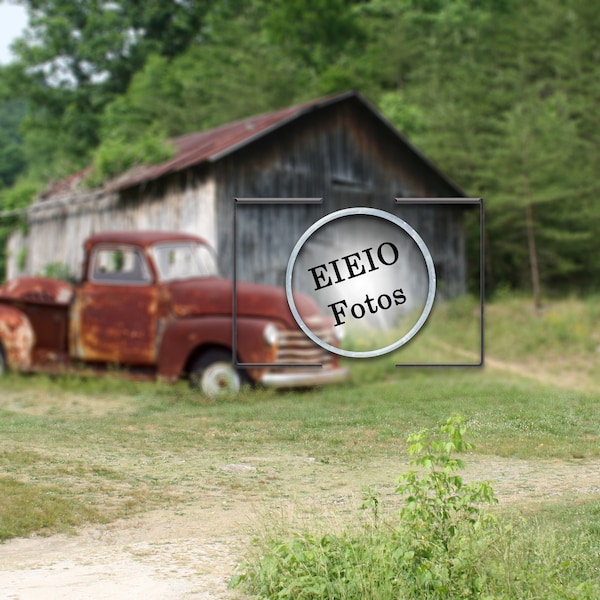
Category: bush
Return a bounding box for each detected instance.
[85,131,175,187]
[391,415,497,598]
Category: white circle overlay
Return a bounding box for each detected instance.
[285,207,437,359]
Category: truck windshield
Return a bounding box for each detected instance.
[152,242,219,281]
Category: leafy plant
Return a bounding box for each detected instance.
[41,262,75,283]
[393,415,498,597]
[233,416,500,599]
[85,131,175,187]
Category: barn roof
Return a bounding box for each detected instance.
[41,90,464,199]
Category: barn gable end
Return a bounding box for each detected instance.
[213,94,466,296]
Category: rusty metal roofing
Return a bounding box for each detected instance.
[104,91,360,193]
[41,90,464,199]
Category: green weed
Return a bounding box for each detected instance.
[233,417,600,599]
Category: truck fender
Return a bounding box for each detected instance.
[0,305,35,372]
[156,316,278,381]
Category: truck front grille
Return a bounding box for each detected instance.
[275,326,338,366]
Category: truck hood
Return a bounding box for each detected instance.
[166,278,323,328]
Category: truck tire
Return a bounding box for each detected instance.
[189,349,247,398]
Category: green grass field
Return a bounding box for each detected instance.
[0,295,599,595]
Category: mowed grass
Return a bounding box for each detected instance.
[0,295,599,541]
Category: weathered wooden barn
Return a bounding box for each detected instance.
[8,90,467,297]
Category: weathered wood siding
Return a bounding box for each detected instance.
[6,229,28,280]
[214,99,466,300]
[12,171,215,279]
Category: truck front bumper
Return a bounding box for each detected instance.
[260,366,349,389]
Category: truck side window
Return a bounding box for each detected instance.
[90,246,151,284]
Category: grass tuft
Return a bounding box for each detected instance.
[0,478,102,540]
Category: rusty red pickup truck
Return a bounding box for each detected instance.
[0,231,348,396]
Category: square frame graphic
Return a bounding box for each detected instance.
[233,197,484,369]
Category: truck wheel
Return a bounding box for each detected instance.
[189,350,246,398]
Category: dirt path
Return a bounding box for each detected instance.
[2,452,600,599]
[0,509,247,599]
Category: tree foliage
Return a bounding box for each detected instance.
[0,0,599,294]
[370,0,600,297]
[5,0,213,176]
[0,98,26,189]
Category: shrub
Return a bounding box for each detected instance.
[85,131,175,188]
[391,415,498,598]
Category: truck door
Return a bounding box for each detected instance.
[70,244,158,365]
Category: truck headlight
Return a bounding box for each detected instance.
[263,323,279,347]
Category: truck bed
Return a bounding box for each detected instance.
[0,277,73,358]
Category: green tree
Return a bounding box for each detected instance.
[95,0,369,144]
[5,0,213,177]
[89,0,319,183]
[373,0,600,297]
[0,98,26,189]
[262,0,366,75]
[487,96,594,304]
[478,0,600,298]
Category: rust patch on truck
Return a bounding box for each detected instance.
[71,283,159,365]
[0,277,72,356]
[0,305,35,370]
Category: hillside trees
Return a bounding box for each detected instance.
[372,0,600,297]
[0,98,26,189]
[480,0,600,298]
[0,0,599,295]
